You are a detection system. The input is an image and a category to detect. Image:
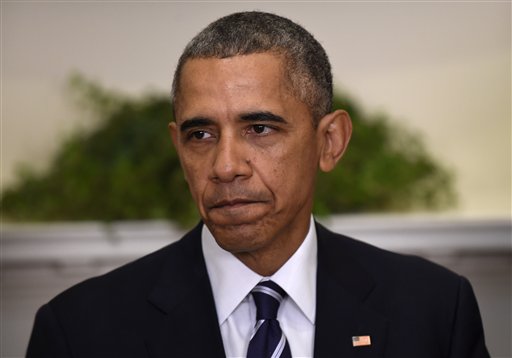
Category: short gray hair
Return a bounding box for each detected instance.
[171,11,333,123]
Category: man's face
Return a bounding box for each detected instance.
[170,53,323,260]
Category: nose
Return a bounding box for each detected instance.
[210,134,252,183]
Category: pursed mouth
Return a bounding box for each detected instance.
[210,199,261,209]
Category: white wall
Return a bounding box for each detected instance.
[2,215,511,357]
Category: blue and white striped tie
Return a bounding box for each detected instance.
[247,281,292,358]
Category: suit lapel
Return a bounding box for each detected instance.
[314,223,389,358]
[144,223,226,358]
[140,221,389,357]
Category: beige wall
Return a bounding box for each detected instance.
[2,2,510,216]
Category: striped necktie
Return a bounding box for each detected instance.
[247,280,292,358]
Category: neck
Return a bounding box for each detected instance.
[234,218,311,276]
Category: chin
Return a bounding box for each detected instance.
[207,220,269,254]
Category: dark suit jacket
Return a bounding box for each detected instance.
[26,222,489,358]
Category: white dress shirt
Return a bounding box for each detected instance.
[202,217,318,358]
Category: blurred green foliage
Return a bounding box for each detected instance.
[313,96,455,215]
[1,75,455,227]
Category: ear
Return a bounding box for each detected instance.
[168,121,189,183]
[317,109,352,172]
[168,121,178,148]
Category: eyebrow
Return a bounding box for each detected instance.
[179,117,214,132]
[240,111,287,124]
[179,111,287,132]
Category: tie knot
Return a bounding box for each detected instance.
[251,280,287,320]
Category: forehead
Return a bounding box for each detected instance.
[183,52,286,83]
[175,53,305,122]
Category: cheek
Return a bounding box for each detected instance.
[255,140,317,197]
[180,157,208,198]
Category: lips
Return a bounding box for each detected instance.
[206,197,269,226]
[204,187,271,210]
[210,198,261,209]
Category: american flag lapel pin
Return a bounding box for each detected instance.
[352,335,372,347]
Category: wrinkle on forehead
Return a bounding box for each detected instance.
[175,53,296,123]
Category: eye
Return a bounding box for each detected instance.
[250,125,272,135]
[190,131,212,140]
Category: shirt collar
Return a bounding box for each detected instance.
[201,216,317,325]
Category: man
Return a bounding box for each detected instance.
[27,11,489,358]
